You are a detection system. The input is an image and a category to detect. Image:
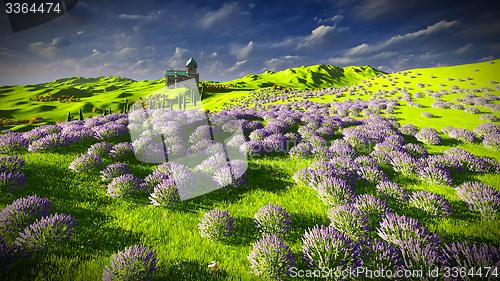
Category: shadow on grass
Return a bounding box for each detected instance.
[225,216,258,246]
[157,260,227,281]
[288,212,329,243]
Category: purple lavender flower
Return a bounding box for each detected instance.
[0,195,51,244]
[329,139,357,157]
[359,239,403,272]
[263,134,288,152]
[445,128,477,143]
[141,170,170,192]
[444,242,500,269]
[456,182,499,219]
[399,124,419,136]
[249,128,269,141]
[415,128,441,145]
[0,171,26,192]
[0,133,29,154]
[254,204,292,237]
[102,245,158,281]
[302,225,360,270]
[14,213,76,253]
[408,191,452,217]
[27,133,69,152]
[357,165,386,184]
[398,238,450,272]
[69,153,102,173]
[377,213,440,248]
[107,174,143,198]
[87,142,113,157]
[328,204,369,241]
[240,140,265,155]
[417,164,453,185]
[389,151,418,177]
[289,142,313,158]
[421,112,434,118]
[376,181,409,203]
[149,179,180,207]
[353,195,390,227]
[403,143,428,158]
[316,177,355,207]
[100,163,131,183]
[198,209,234,240]
[474,123,499,138]
[248,234,295,280]
[0,155,25,172]
[92,123,128,141]
[482,133,499,149]
[109,142,133,160]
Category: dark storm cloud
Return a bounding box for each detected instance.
[0,0,499,84]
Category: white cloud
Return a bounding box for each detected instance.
[264,55,301,71]
[231,41,254,60]
[117,47,137,56]
[299,25,337,48]
[317,15,344,24]
[199,3,240,29]
[77,30,85,36]
[479,55,495,62]
[30,37,70,57]
[383,20,459,47]
[91,48,101,56]
[454,43,472,55]
[167,47,189,68]
[227,60,247,73]
[210,52,218,58]
[118,10,162,21]
[345,43,370,56]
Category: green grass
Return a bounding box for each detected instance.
[1,59,500,280]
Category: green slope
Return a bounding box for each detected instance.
[219,64,384,89]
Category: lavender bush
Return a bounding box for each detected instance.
[248,234,295,280]
[102,245,158,281]
[353,195,390,227]
[316,177,355,207]
[198,209,234,241]
[0,171,26,191]
[0,155,25,172]
[87,142,113,157]
[14,214,76,253]
[109,142,134,160]
[107,174,143,198]
[149,179,180,207]
[302,225,360,270]
[328,204,369,241]
[0,195,51,244]
[376,181,409,203]
[359,239,403,272]
[408,191,452,217]
[415,128,441,145]
[377,213,440,248]
[254,204,292,237]
[456,182,499,219]
[100,163,131,183]
[444,242,500,269]
[69,153,102,173]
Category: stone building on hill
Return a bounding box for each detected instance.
[165,58,199,86]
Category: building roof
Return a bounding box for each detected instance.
[165,70,188,77]
[185,57,197,68]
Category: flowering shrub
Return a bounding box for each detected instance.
[0,171,26,191]
[302,225,360,270]
[417,164,453,185]
[415,128,441,145]
[328,204,369,241]
[399,124,419,136]
[248,234,295,280]
[198,209,234,240]
[69,153,102,173]
[0,155,25,172]
[102,245,158,281]
[456,182,499,219]
[0,133,29,154]
[107,174,143,198]
[0,195,51,244]
[14,213,76,253]
[149,179,180,207]
[359,239,402,272]
[100,163,131,183]
[109,142,134,160]
[376,181,409,203]
[444,242,500,269]
[353,195,390,227]
[254,204,292,237]
[398,238,449,272]
[377,213,440,248]
[316,177,354,207]
[408,191,452,216]
[87,142,113,157]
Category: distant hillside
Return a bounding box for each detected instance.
[219,64,384,89]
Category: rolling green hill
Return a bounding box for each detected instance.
[219,64,384,89]
[0,64,383,128]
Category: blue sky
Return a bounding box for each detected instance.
[1,0,499,84]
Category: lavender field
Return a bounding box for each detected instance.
[0,60,499,280]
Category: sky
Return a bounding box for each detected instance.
[0,0,499,85]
